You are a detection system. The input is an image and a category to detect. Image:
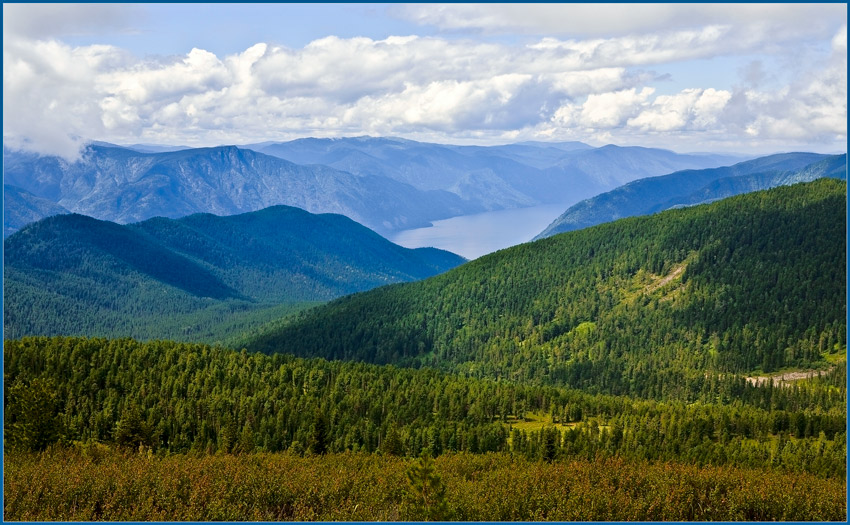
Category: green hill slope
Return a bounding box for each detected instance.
[3,206,465,342]
[245,179,846,399]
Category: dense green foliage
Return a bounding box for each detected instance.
[5,450,845,521]
[247,180,846,399]
[4,336,845,478]
[3,205,464,342]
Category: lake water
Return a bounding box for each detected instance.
[389,203,568,260]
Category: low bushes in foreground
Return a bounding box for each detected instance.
[4,448,846,521]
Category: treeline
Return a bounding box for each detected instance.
[4,337,845,477]
[245,180,846,400]
[4,450,845,521]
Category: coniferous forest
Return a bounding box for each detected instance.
[3,180,847,521]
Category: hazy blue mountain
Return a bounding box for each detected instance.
[251,137,744,211]
[255,137,544,209]
[441,141,594,169]
[3,185,71,238]
[652,154,847,212]
[3,145,472,236]
[512,140,594,151]
[121,143,193,153]
[3,205,465,341]
[540,145,747,190]
[89,141,192,152]
[535,152,841,239]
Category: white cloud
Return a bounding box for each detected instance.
[627,88,732,131]
[722,25,847,144]
[832,25,847,52]
[2,8,846,158]
[566,87,656,128]
[2,37,130,158]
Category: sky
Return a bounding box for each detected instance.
[3,3,847,159]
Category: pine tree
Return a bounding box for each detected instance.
[403,453,449,521]
[238,422,255,454]
[382,426,404,456]
[309,411,328,455]
[114,404,156,449]
[542,426,558,462]
[5,378,62,451]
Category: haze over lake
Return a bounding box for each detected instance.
[390,203,569,259]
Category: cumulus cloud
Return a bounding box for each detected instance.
[628,88,732,131]
[554,87,655,129]
[2,6,846,158]
[2,37,131,158]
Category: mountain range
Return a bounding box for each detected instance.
[3,205,464,342]
[3,138,744,238]
[2,145,473,236]
[536,152,846,239]
[253,136,743,210]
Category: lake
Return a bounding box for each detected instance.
[389,203,569,260]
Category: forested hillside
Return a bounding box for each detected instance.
[3,336,845,520]
[3,206,464,342]
[246,179,847,399]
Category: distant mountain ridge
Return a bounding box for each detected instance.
[2,144,472,236]
[3,184,71,238]
[535,152,845,239]
[3,205,465,342]
[253,136,744,209]
[2,137,745,237]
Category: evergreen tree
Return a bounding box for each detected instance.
[309,411,329,455]
[4,377,62,451]
[238,422,255,454]
[542,426,559,462]
[403,453,449,521]
[382,426,404,456]
[114,404,157,449]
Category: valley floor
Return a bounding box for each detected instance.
[4,449,845,522]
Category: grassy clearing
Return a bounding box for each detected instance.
[506,412,579,433]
